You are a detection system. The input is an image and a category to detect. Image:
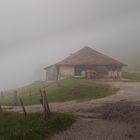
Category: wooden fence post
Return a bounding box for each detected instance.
[40,89,50,120]
[43,90,50,113]
[20,98,27,116]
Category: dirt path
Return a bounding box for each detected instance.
[4,82,140,140]
[6,82,140,113]
[51,82,140,140]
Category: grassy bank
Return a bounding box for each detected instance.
[0,112,75,140]
[122,72,140,81]
[0,78,114,105]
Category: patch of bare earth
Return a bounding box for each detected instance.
[52,82,140,140]
[52,101,140,140]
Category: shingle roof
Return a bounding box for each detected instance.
[57,46,127,66]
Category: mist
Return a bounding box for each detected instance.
[0,0,140,90]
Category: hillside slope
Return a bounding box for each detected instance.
[0,78,114,106]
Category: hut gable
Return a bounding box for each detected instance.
[57,46,126,66]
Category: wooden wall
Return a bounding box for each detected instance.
[45,65,122,81]
[45,65,58,81]
[75,65,122,79]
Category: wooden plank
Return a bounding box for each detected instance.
[43,90,50,113]
[20,98,27,116]
[40,90,49,120]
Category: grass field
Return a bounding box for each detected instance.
[0,78,115,106]
[0,112,75,140]
[122,72,140,81]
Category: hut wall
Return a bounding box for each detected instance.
[45,65,122,80]
[45,65,58,81]
[74,65,122,79]
[95,66,109,78]
[59,66,74,79]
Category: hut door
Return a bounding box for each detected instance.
[75,66,81,76]
[85,70,97,79]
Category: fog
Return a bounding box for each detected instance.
[0,0,140,90]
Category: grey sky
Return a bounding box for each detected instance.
[0,0,140,90]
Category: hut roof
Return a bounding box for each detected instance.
[57,46,127,66]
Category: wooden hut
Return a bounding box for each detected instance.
[44,46,127,80]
